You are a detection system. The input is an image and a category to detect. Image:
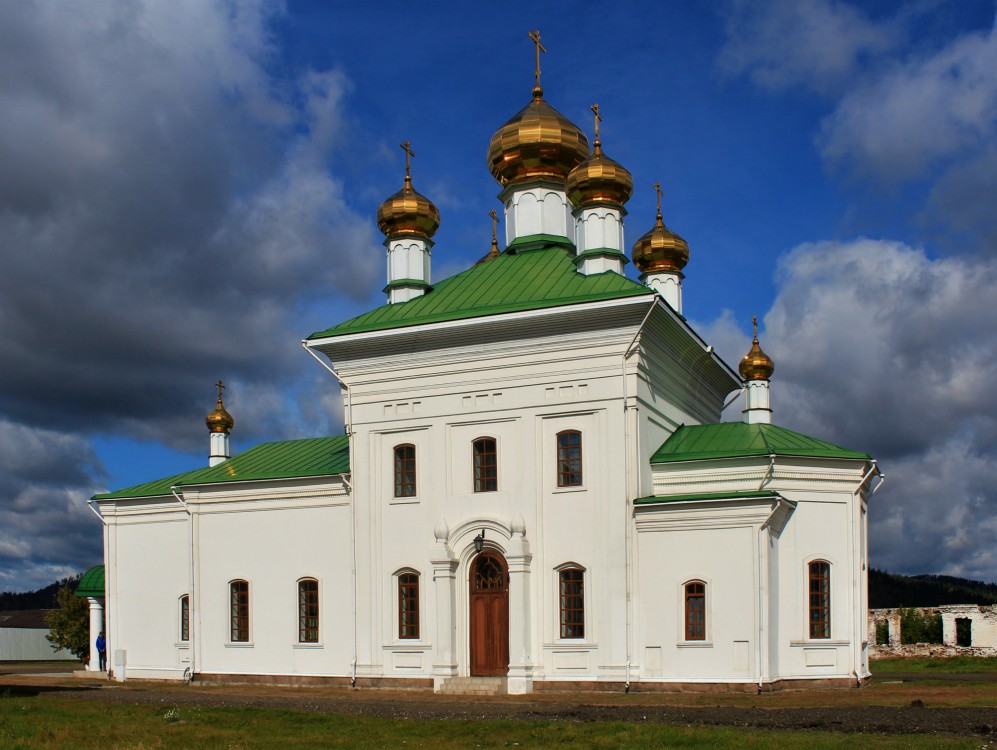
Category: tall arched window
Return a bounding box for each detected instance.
[298,578,319,643]
[394,444,416,497]
[559,567,585,638]
[556,430,582,487]
[398,572,420,639]
[179,595,189,642]
[684,582,706,641]
[473,437,497,492]
[809,561,831,639]
[230,580,249,642]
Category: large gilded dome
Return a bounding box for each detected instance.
[632,209,689,274]
[376,173,440,239]
[566,139,633,208]
[487,92,590,188]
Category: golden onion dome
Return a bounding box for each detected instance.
[739,318,775,381]
[566,138,633,208]
[376,173,440,239]
[487,91,590,187]
[205,381,234,434]
[632,184,689,274]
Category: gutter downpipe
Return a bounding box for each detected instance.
[757,495,792,692]
[86,499,107,526]
[621,299,657,691]
[303,341,358,689]
[171,487,196,682]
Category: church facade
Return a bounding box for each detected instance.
[93,49,881,693]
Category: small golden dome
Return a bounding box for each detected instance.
[632,183,688,274]
[566,140,633,208]
[487,93,589,187]
[739,317,775,381]
[205,380,234,434]
[377,141,440,239]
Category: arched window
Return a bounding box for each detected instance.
[230,580,249,642]
[394,444,416,497]
[809,561,831,639]
[473,437,497,492]
[556,430,582,487]
[559,568,585,638]
[398,572,420,639]
[684,582,706,641]
[179,595,189,642]
[298,579,319,643]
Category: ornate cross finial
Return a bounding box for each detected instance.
[590,103,602,142]
[215,379,225,404]
[488,209,500,258]
[400,140,415,179]
[752,315,759,341]
[528,29,546,97]
[653,181,663,218]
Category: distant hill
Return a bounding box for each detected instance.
[0,576,79,610]
[870,569,997,609]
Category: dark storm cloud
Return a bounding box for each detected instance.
[0,1,375,589]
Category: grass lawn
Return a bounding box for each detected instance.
[871,656,997,673]
[0,695,984,749]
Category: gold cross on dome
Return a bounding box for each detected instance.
[400,140,415,178]
[215,380,225,402]
[488,209,499,242]
[752,315,759,340]
[528,29,546,92]
[653,181,663,216]
[591,103,602,140]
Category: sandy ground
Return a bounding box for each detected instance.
[3,663,997,737]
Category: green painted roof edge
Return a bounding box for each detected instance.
[75,565,105,597]
[574,247,629,261]
[650,423,872,464]
[635,490,780,505]
[506,233,574,252]
[384,278,431,290]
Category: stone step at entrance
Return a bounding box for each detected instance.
[437,676,507,696]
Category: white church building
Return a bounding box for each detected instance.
[92,45,881,693]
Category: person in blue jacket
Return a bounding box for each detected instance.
[95,631,107,672]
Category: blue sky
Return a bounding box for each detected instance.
[1,0,996,591]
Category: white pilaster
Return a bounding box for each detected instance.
[87,597,104,672]
[643,271,683,313]
[743,380,772,424]
[430,519,458,691]
[501,183,572,245]
[385,237,432,303]
[209,432,229,467]
[505,515,533,695]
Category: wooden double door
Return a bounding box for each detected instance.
[469,551,509,676]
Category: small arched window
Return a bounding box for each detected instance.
[394,444,416,497]
[809,561,831,639]
[473,437,497,493]
[684,582,706,641]
[179,595,189,642]
[398,572,420,639]
[559,567,585,638]
[298,579,319,643]
[556,430,582,487]
[230,580,249,642]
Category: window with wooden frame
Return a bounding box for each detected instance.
[808,561,831,639]
[298,579,319,644]
[558,567,585,638]
[394,444,416,497]
[473,437,497,493]
[684,581,706,641]
[556,430,582,487]
[398,572,420,639]
[230,580,249,642]
[179,595,189,642]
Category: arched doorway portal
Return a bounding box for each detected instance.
[469,551,509,676]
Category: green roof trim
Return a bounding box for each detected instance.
[93,436,350,501]
[505,233,575,253]
[651,423,871,463]
[308,244,652,340]
[75,565,105,598]
[383,278,430,290]
[635,490,780,505]
[574,247,629,261]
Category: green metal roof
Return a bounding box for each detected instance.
[93,436,350,501]
[651,422,871,463]
[75,565,105,598]
[634,490,780,505]
[308,241,652,340]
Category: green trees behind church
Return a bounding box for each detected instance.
[45,584,90,660]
